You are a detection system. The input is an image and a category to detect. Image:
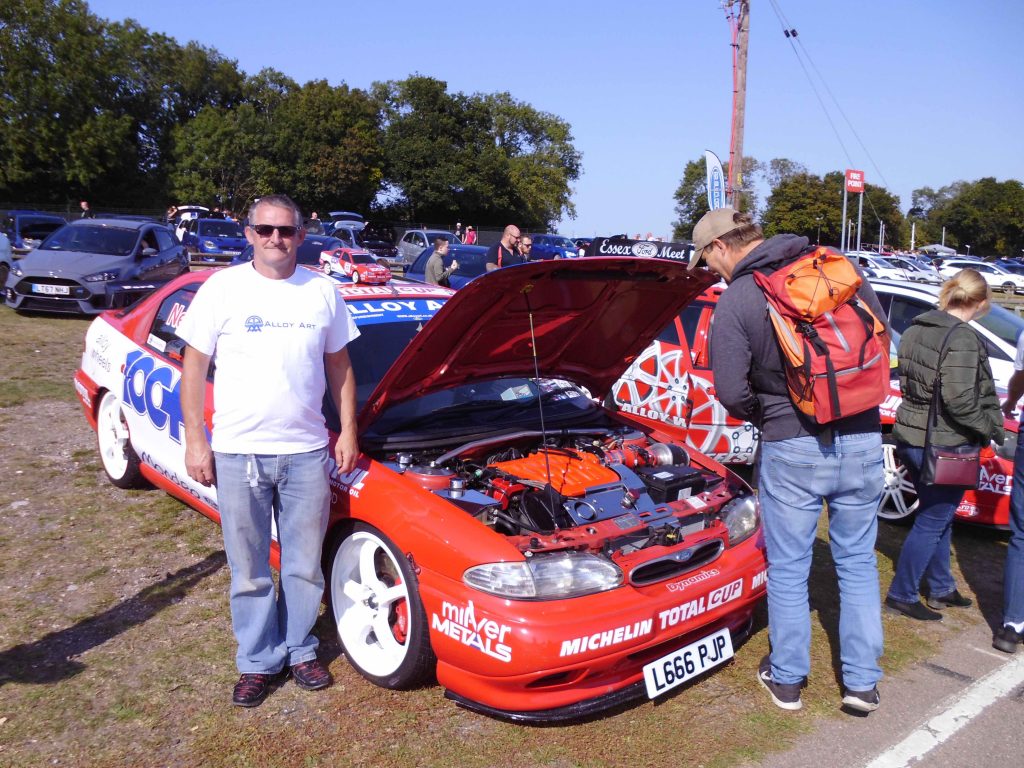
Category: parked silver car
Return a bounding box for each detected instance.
[396,229,460,265]
[4,218,188,314]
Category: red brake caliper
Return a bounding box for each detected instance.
[390,575,408,644]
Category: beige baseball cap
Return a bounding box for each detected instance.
[688,207,742,270]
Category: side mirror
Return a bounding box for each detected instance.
[139,247,158,257]
[165,337,186,362]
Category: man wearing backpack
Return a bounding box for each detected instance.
[690,207,888,714]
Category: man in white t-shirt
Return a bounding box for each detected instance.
[177,194,360,707]
[997,336,1024,654]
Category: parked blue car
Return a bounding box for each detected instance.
[1,210,67,255]
[528,233,578,260]
[405,244,489,289]
[179,217,248,263]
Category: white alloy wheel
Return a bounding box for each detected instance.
[877,439,918,523]
[351,269,361,283]
[1002,281,1015,294]
[96,390,146,488]
[330,524,434,688]
[323,260,333,275]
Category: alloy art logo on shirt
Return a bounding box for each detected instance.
[243,315,317,333]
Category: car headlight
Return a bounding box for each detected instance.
[201,240,218,250]
[717,494,759,545]
[464,551,623,600]
[83,270,119,282]
[12,263,24,277]
[996,431,1018,461]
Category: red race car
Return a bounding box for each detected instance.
[612,282,1017,529]
[75,258,768,721]
[320,246,392,284]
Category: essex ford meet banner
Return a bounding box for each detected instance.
[584,238,694,264]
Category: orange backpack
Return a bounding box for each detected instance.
[752,246,889,423]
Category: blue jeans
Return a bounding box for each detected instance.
[887,444,962,604]
[1006,431,1024,627]
[759,432,884,691]
[214,448,331,674]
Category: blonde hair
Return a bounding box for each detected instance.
[938,268,991,311]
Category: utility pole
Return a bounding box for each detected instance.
[727,1,750,211]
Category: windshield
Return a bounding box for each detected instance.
[550,236,576,249]
[975,303,1024,348]
[366,378,597,438]
[199,220,244,237]
[428,232,460,245]
[20,218,65,239]
[350,251,377,264]
[39,224,138,256]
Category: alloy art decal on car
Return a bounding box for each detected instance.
[614,344,758,463]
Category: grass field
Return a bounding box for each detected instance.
[0,304,1009,768]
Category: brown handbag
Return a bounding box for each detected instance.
[919,324,981,487]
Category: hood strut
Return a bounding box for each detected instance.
[523,286,559,524]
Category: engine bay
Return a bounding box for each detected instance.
[376,426,750,574]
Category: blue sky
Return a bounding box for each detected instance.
[88,0,1024,237]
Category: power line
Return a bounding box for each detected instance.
[765,0,893,224]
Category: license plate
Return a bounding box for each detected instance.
[642,627,734,698]
[32,284,70,295]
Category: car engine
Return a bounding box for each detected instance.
[378,427,747,568]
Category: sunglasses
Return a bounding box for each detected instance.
[250,224,300,238]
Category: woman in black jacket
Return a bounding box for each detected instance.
[886,269,1004,620]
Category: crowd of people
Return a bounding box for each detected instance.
[690,206,1024,715]
[165,195,1021,712]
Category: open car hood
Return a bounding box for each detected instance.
[359,256,718,432]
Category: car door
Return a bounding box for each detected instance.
[153,227,186,277]
[133,226,170,281]
[399,232,418,263]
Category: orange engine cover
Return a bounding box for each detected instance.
[489,450,619,497]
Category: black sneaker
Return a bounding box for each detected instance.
[232,672,278,707]
[926,589,973,610]
[757,655,802,711]
[993,625,1024,654]
[885,596,943,621]
[291,659,332,691]
[842,686,880,713]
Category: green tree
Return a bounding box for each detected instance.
[169,104,267,211]
[373,76,580,229]
[925,178,1024,256]
[270,80,384,214]
[0,0,246,206]
[761,171,903,249]
[670,155,759,240]
[670,158,709,240]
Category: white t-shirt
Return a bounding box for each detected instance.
[176,264,360,454]
[1014,332,1024,371]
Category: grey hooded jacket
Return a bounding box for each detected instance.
[709,234,889,442]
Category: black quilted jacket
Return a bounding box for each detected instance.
[892,309,1004,448]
